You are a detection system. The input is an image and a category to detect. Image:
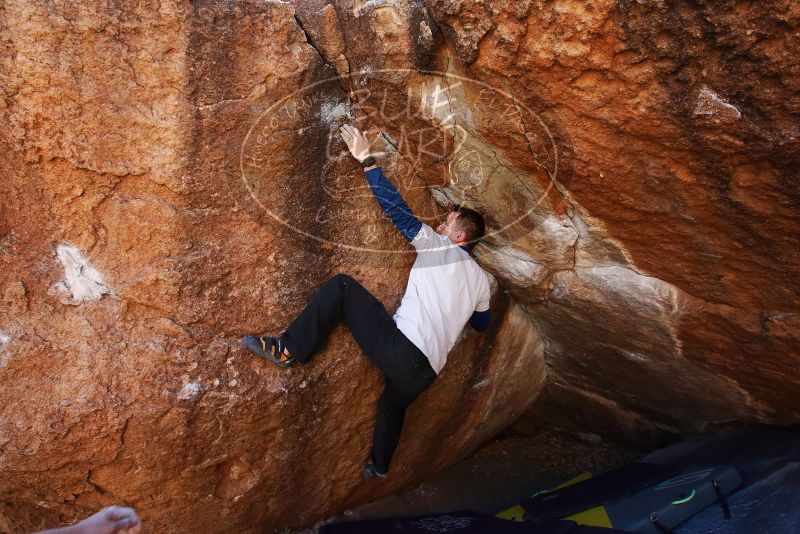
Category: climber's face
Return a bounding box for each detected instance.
[436,210,467,245]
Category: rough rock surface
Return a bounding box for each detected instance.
[0,0,798,532]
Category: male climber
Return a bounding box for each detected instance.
[242,124,492,479]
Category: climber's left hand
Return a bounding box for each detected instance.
[339,124,371,162]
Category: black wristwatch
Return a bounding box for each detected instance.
[360,155,376,168]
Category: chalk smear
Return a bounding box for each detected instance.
[49,244,114,305]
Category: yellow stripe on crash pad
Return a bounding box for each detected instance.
[554,472,612,527]
[496,471,594,522]
[495,504,527,522]
[565,505,613,528]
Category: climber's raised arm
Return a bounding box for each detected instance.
[339,124,421,241]
[362,166,421,241]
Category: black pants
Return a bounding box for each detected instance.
[283,273,437,474]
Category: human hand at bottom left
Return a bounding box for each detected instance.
[74,506,141,534]
[35,506,142,534]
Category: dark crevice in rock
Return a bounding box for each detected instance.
[292,13,331,70]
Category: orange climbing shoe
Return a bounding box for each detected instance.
[241,335,294,367]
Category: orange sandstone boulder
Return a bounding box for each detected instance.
[0,0,797,532]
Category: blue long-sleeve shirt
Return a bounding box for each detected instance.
[364,166,423,242]
[364,165,491,331]
[469,309,491,331]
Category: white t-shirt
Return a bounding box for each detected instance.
[393,223,491,374]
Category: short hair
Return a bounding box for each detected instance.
[451,205,485,245]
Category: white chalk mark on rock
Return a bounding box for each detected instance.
[352,0,397,18]
[418,20,434,49]
[178,380,202,400]
[318,99,352,127]
[0,332,11,368]
[481,245,544,285]
[694,88,741,122]
[473,378,491,389]
[49,244,114,305]
[619,349,650,364]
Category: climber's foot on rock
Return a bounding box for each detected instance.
[242,335,294,367]
[362,462,387,480]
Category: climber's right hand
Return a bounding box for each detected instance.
[339,124,371,162]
